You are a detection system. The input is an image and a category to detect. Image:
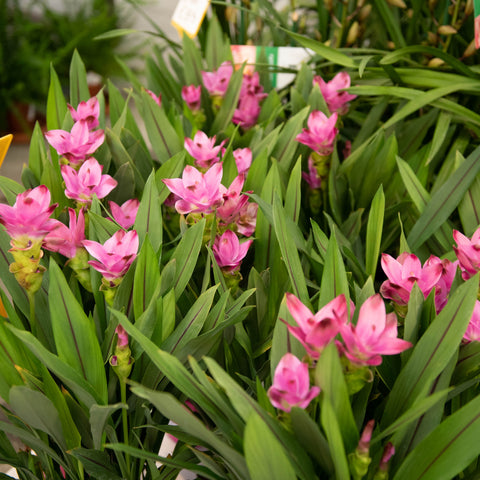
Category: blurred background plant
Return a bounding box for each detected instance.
[0,0,135,138]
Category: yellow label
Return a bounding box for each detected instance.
[171,0,211,38]
[0,134,13,168]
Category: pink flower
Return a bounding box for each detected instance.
[240,72,267,99]
[313,71,356,114]
[232,92,261,129]
[0,185,58,244]
[233,148,252,175]
[236,202,258,237]
[201,61,233,97]
[184,131,226,169]
[302,156,322,189]
[380,252,443,306]
[340,294,412,366]
[45,120,105,167]
[43,208,86,258]
[61,158,117,205]
[453,228,480,280]
[267,353,320,412]
[67,97,100,130]
[83,229,138,282]
[284,293,351,359]
[463,301,480,343]
[115,324,129,348]
[296,110,338,156]
[212,230,252,273]
[217,175,249,225]
[182,85,201,111]
[109,199,140,229]
[424,256,458,313]
[146,89,162,107]
[162,163,225,215]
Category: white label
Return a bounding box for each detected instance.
[171,0,210,38]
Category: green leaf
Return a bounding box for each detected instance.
[393,394,480,480]
[89,403,127,450]
[27,123,48,183]
[397,156,452,251]
[315,343,359,452]
[286,31,356,68]
[372,0,406,48]
[170,218,205,298]
[382,275,478,426]
[133,236,161,321]
[407,144,480,249]
[9,386,66,449]
[138,90,183,163]
[69,50,90,107]
[46,64,68,131]
[135,171,162,253]
[272,106,309,172]
[161,286,217,355]
[318,229,350,308]
[365,185,385,279]
[131,387,249,478]
[48,259,107,404]
[244,413,297,480]
[321,396,350,479]
[70,448,123,480]
[273,193,309,305]
[284,156,302,223]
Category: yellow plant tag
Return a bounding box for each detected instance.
[0,134,13,169]
[171,0,211,38]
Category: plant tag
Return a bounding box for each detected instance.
[0,134,13,168]
[171,0,211,38]
[475,0,480,48]
[231,45,313,89]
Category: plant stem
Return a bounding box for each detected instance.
[120,379,131,472]
[443,0,461,53]
[28,291,36,336]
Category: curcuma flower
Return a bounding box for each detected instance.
[313,71,356,115]
[296,110,338,156]
[463,300,480,343]
[61,157,117,206]
[109,199,140,229]
[45,120,105,167]
[83,229,139,286]
[267,353,320,413]
[0,185,59,294]
[380,252,443,306]
[67,97,100,130]
[233,148,252,175]
[340,294,412,366]
[201,61,233,97]
[212,230,252,273]
[163,163,225,215]
[184,131,226,169]
[284,293,351,359]
[182,84,202,111]
[0,185,58,248]
[453,227,480,280]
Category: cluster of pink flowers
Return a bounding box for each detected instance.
[380,252,457,314]
[380,225,480,344]
[201,61,267,130]
[45,97,117,207]
[164,140,258,276]
[297,71,356,196]
[268,293,412,412]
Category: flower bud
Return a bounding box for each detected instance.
[109,325,134,382]
[349,420,375,480]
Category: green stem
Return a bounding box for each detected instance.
[443,0,461,53]
[28,291,36,336]
[120,380,130,472]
